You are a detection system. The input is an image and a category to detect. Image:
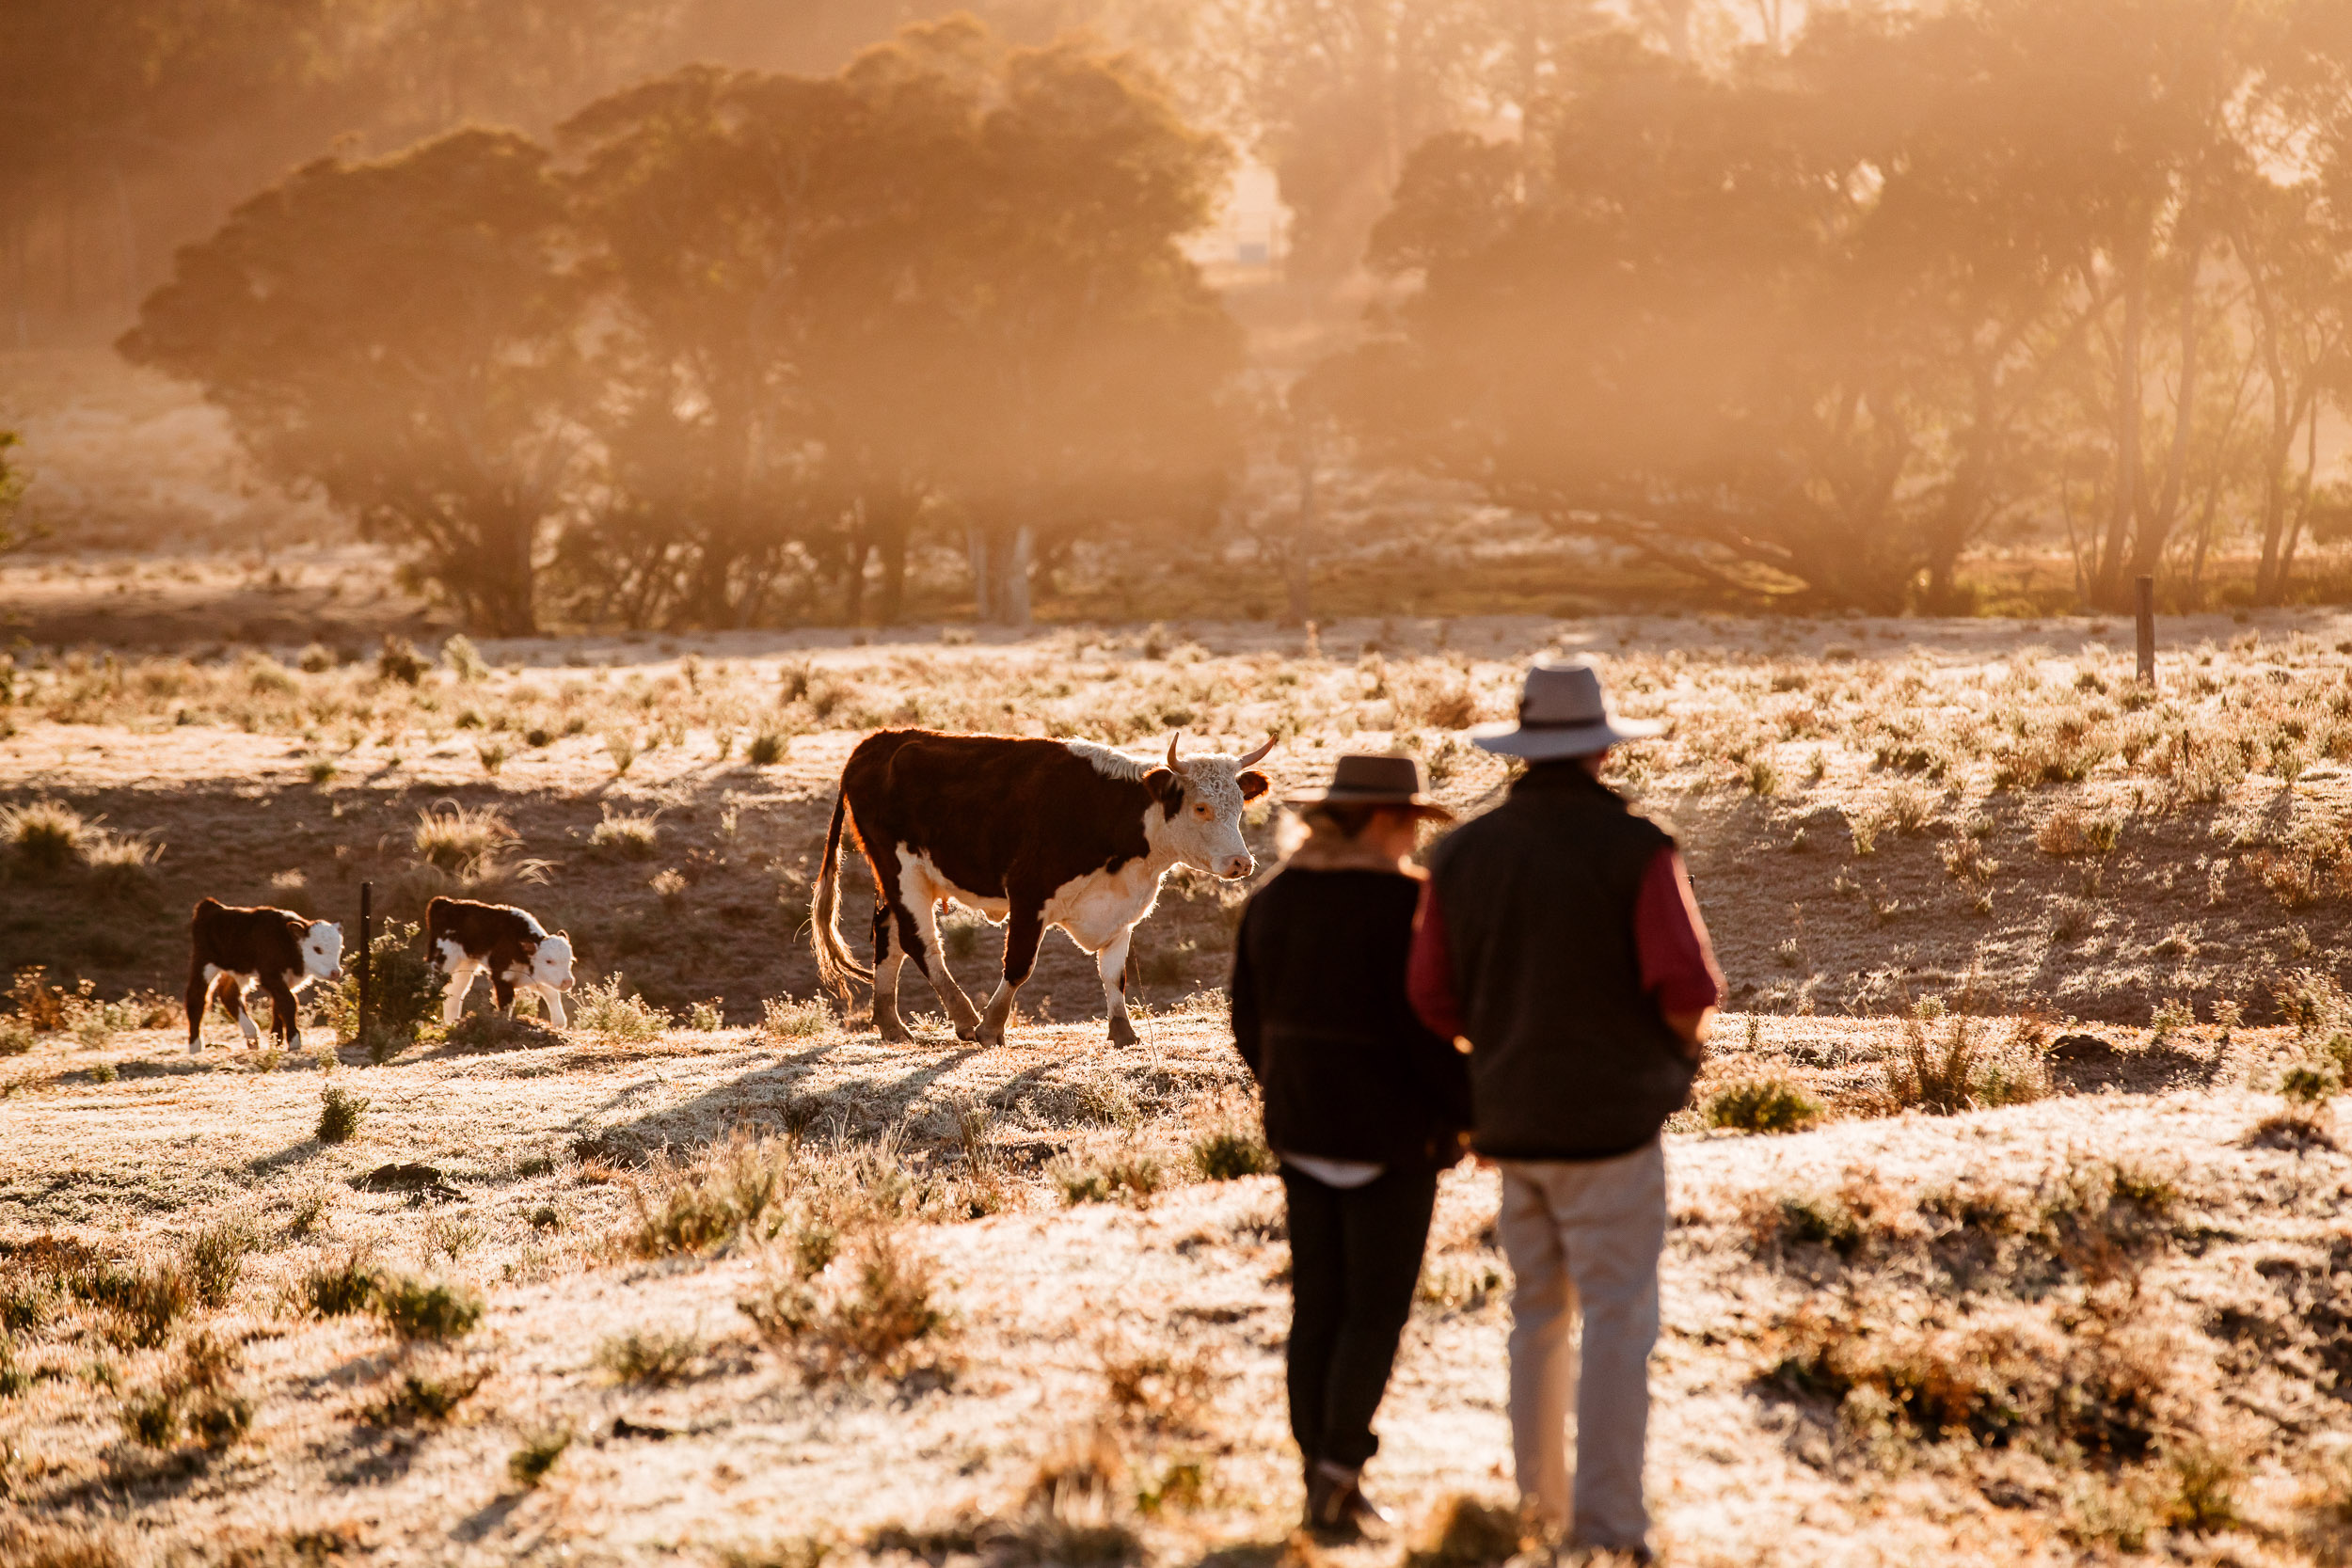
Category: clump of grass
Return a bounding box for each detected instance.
[508,1423,573,1489]
[182,1219,257,1309]
[1190,1126,1274,1180]
[626,1132,794,1259]
[364,1365,488,1426]
[72,1259,188,1349]
[574,974,670,1043]
[372,1275,484,1343]
[377,635,428,685]
[317,1084,367,1145]
[296,1249,380,1317]
[0,1018,34,1056]
[590,805,660,858]
[440,634,489,682]
[739,1231,952,1382]
[760,996,833,1039]
[747,731,788,767]
[1706,1076,1822,1134]
[1098,1340,1219,1433]
[1050,1148,1162,1207]
[411,801,516,875]
[596,1327,706,1387]
[1885,1000,2048,1115]
[2037,802,2122,857]
[121,1331,249,1451]
[1,799,86,876]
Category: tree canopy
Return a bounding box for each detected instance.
[122,20,1240,630]
[1334,0,2352,610]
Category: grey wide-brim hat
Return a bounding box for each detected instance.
[1468,658,1663,760]
[1286,752,1454,819]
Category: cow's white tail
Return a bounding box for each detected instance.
[810,791,873,1002]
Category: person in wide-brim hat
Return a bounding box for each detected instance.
[1406,657,1720,1560]
[1468,657,1663,760]
[1230,752,1470,1542]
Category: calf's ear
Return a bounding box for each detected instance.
[1238,770,1271,800]
[1140,767,1187,816]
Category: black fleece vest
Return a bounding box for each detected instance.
[1429,766,1695,1160]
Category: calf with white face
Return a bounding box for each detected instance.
[814,730,1274,1046]
[184,897,344,1052]
[426,896,575,1027]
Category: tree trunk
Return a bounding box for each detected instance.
[2133,225,2203,588]
[875,501,912,625]
[967,523,993,623]
[2095,241,2150,607]
[1282,445,1317,626]
[999,525,1033,628]
[842,528,870,626]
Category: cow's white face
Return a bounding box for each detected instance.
[1149,742,1273,880]
[302,922,344,981]
[532,932,576,991]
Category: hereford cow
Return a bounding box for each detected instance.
[426,896,576,1027]
[186,897,344,1053]
[812,731,1274,1046]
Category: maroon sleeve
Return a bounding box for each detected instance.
[1635,847,1724,1015]
[1407,879,1467,1041]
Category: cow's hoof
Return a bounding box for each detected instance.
[1107,1018,1139,1048]
[954,1023,980,1042]
[877,1024,915,1045]
[975,1027,1006,1047]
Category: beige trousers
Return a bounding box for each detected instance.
[1494,1139,1667,1551]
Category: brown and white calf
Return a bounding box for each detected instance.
[186,897,344,1052]
[426,896,576,1026]
[812,731,1272,1046]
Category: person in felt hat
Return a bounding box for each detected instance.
[1229,752,1472,1541]
[1407,659,1721,1561]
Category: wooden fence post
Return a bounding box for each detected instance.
[2135,575,2156,688]
[357,880,373,1048]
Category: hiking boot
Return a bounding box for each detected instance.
[1304,1464,1395,1542]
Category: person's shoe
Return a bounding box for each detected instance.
[1303,1462,1395,1542]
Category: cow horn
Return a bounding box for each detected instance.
[1234,735,1276,768]
[1166,732,1184,770]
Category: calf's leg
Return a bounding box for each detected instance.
[533,985,568,1029]
[222,980,260,1046]
[1095,927,1139,1048]
[185,962,214,1053]
[262,977,302,1048]
[975,902,1045,1047]
[439,957,480,1025]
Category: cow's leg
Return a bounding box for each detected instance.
[186,962,215,1053]
[976,901,1046,1047]
[910,899,984,1041]
[491,973,517,1016]
[1096,927,1139,1048]
[871,891,914,1043]
[440,957,480,1025]
[534,985,569,1029]
[262,976,302,1049]
[222,979,260,1047]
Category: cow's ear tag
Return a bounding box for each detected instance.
[1237,770,1271,800]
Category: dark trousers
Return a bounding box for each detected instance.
[1280,1163,1439,1470]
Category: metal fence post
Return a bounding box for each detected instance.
[358,880,373,1048]
[2135,575,2156,688]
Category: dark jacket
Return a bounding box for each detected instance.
[1230,863,1472,1172]
[1427,765,1697,1161]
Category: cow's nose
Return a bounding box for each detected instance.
[559,977,575,990]
[328,967,344,983]
[1220,854,1255,879]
